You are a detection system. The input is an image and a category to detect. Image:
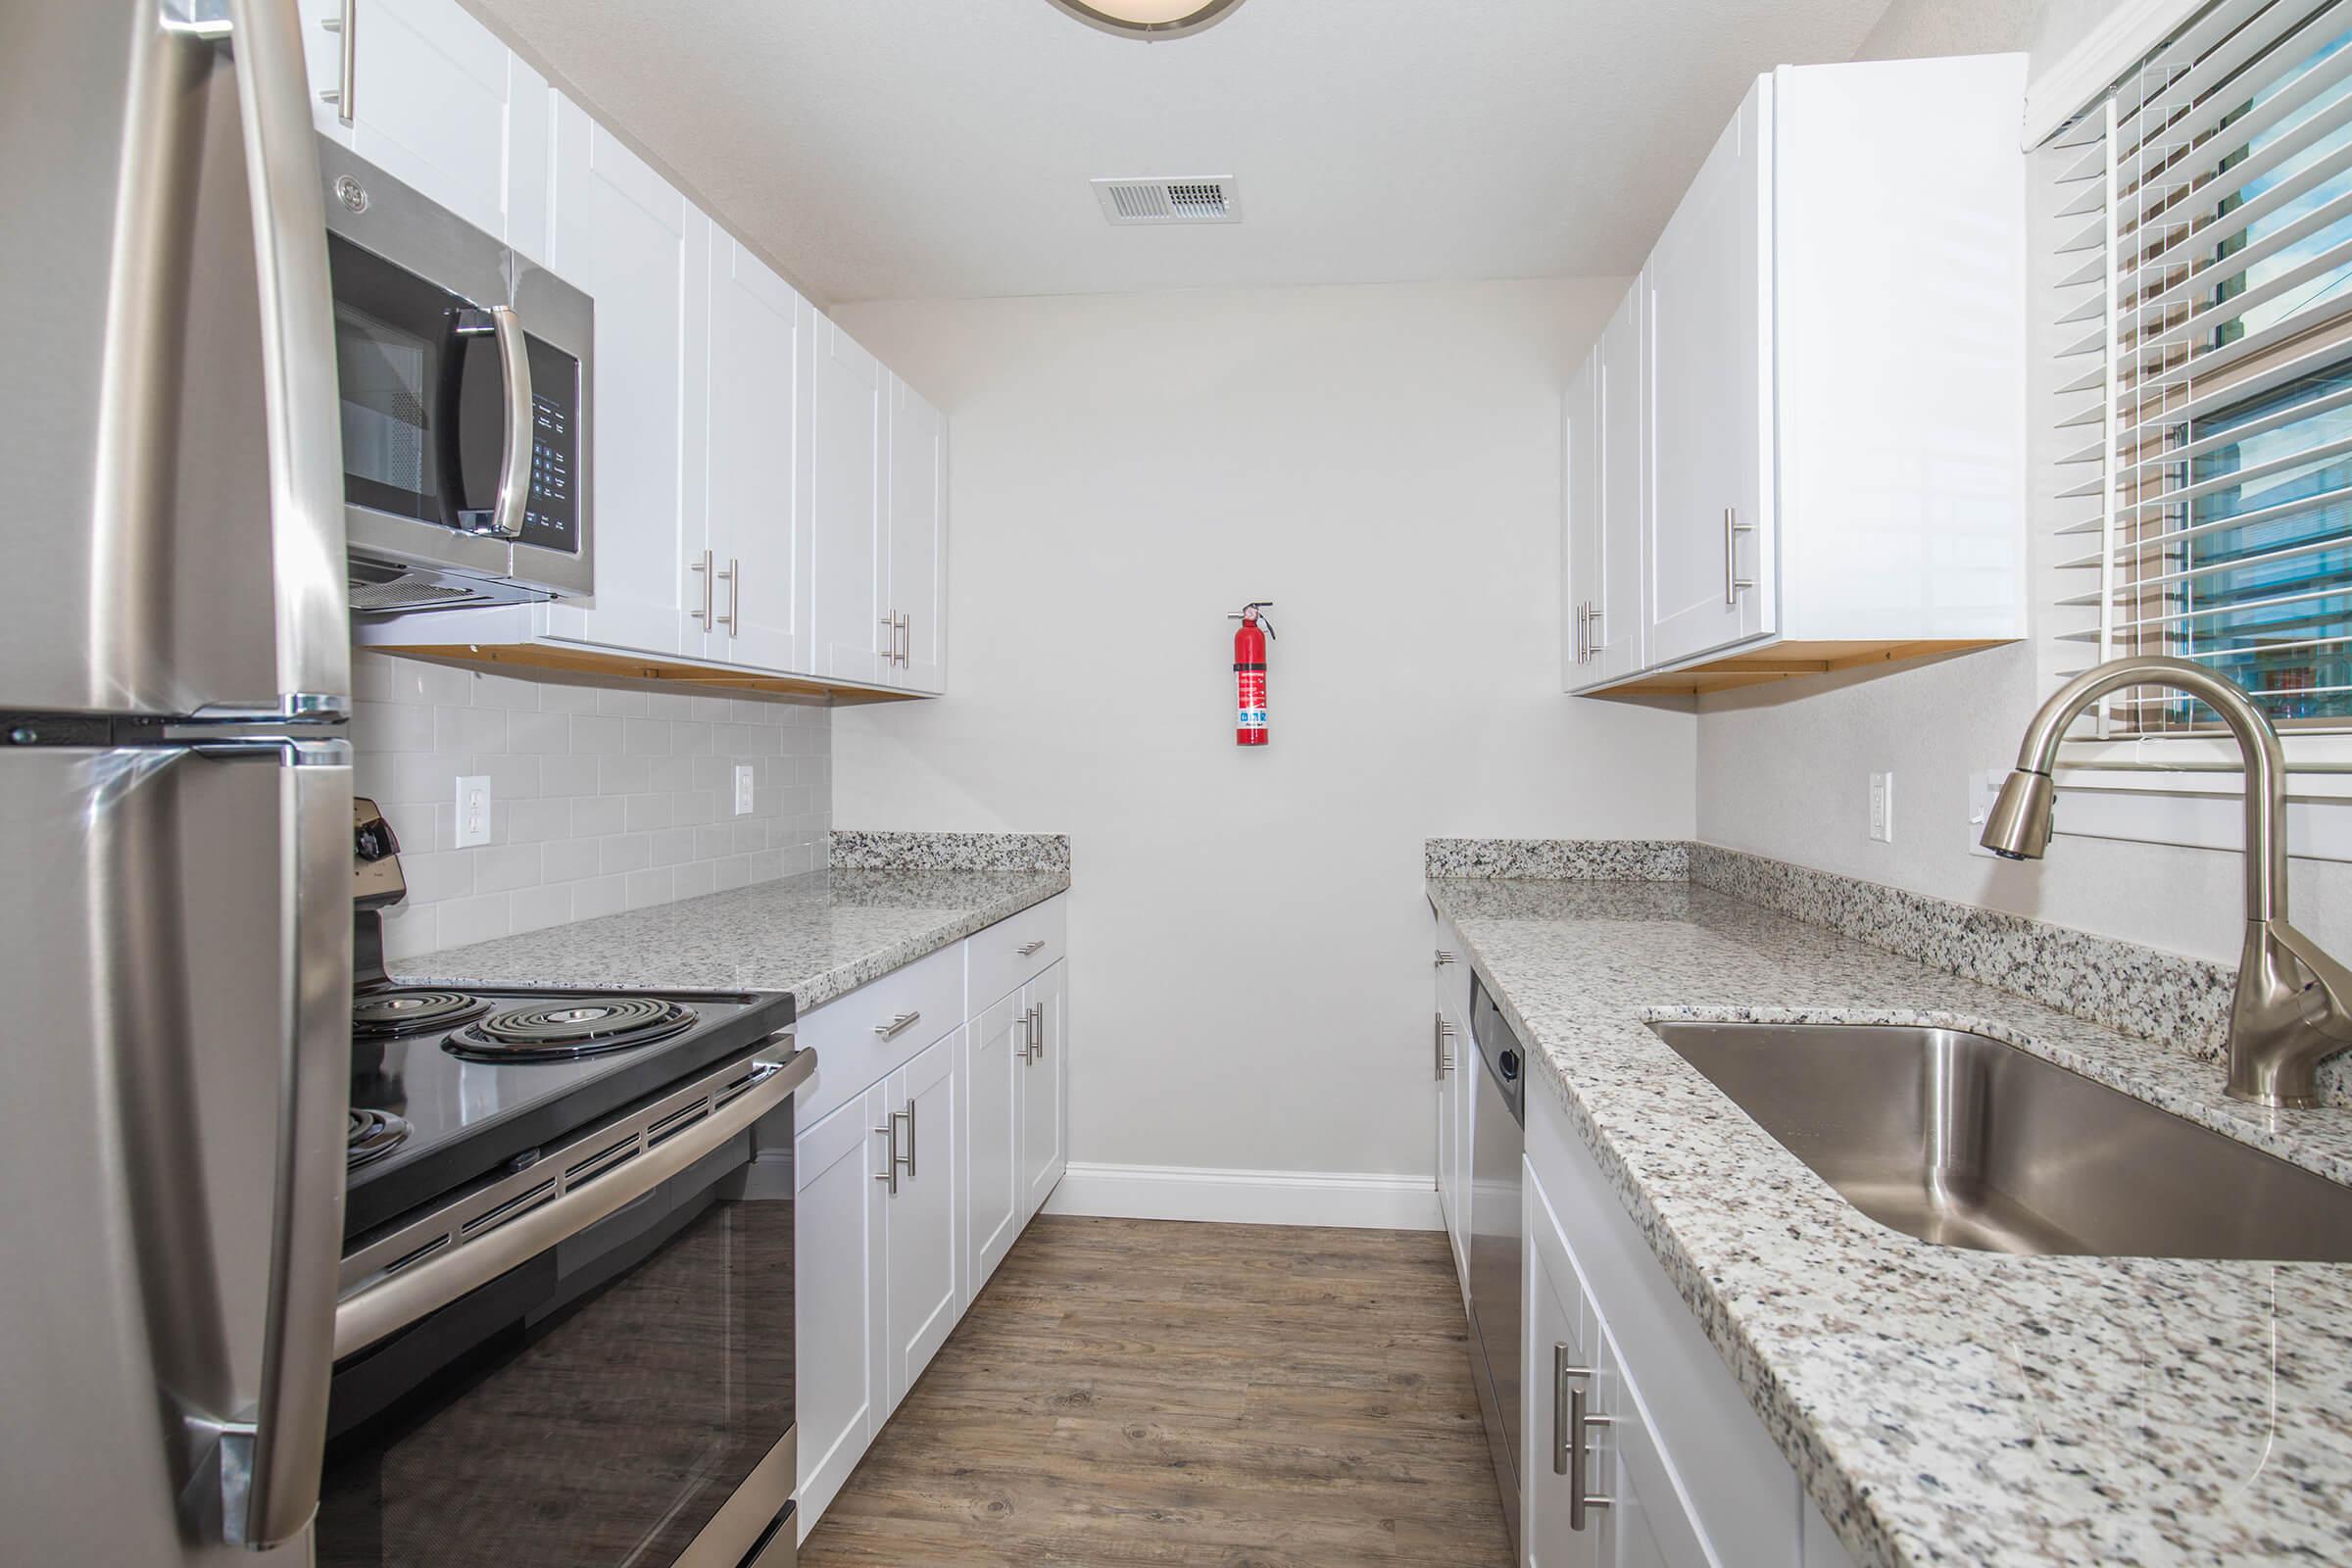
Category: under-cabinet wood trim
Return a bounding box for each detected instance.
[372,641,926,705]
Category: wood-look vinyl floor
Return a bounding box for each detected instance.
[800,1215,1513,1568]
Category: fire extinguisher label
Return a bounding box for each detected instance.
[1236,668,1267,734]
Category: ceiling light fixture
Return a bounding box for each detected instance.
[1045,0,1250,39]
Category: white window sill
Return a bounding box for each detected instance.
[2054,737,2352,862]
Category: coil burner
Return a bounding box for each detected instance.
[443,996,699,1063]
[355,988,490,1040]
[347,1107,412,1169]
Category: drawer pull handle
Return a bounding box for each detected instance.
[1017,940,1046,956]
[874,1009,921,1040]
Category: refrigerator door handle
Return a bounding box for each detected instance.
[216,0,353,712]
[191,733,352,1549]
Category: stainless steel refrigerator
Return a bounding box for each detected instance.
[2,1,352,1562]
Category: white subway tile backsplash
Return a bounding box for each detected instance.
[352,653,829,955]
[573,874,627,920]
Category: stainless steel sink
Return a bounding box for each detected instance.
[1646,1021,2352,1261]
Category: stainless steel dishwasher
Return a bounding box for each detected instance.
[1465,972,1525,1550]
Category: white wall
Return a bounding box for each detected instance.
[832,280,1695,1179]
[1695,0,2352,967]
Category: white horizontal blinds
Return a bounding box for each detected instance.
[2049,0,2352,733]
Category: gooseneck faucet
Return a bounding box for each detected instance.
[1982,654,2352,1108]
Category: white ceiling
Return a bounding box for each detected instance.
[471,0,1896,305]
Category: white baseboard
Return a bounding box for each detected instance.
[1043,1160,1442,1231]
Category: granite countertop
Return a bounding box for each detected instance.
[397,865,1069,1011]
[1428,875,2352,1568]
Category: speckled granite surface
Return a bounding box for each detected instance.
[396,865,1068,1009]
[1429,874,2352,1568]
[1424,836,1689,880]
[829,829,1070,873]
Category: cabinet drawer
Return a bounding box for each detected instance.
[966,894,1066,1012]
[794,941,965,1130]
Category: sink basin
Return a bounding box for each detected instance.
[1646,1021,2352,1261]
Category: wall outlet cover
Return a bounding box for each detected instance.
[1868,772,1893,844]
[456,774,493,848]
[734,764,756,816]
[1966,766,2009,858]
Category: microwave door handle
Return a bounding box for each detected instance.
[487,305,533,540]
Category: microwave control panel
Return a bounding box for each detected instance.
[516,335,580,555]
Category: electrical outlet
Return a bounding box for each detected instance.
[1966,767,2010,858]
[733,764,756,816]
[455,774,493,848]
[1868,772,1894,843]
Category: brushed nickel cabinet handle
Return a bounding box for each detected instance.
[1027,1003,1045,1060]
[717,557,739,636]
[1558,1354,1614,1529]
[903,1097,917,1178]
[1723,507,1754,606]
[690,551,714,629]
[1017,939,1046,957]
[1014,1008,1031,1062]
[874,1009,921,1040]
[879,612,895,663]
[319,0,356,125]
[1434,951,1455,967]
[874,1111,899,1195]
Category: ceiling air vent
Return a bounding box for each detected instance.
[1093,177,1242,225]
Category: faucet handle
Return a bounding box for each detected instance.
[2270,919,2352,1043]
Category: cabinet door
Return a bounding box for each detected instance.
[1595,282,1647,682]
[1563,350,1601,693]
[963,990,1024,1296]
[794,1086,888,1534]
[703,228,815,673]
[1526,1171,1604,1568]
[810,318,885,684]
[884,375,948,693]
[883,1031,960,1414]
[1435,1009,1461,1270]
[1645,78,1772,668]
[1018,959,1068,1223]
[542,101,703,658]
[295,0,512,238]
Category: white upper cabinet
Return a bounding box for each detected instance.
[699,228,816,674]
[1567,282,1649,692]
[1645,80,1773,670]
[296,0,524,245]
[1565,54,2027,697]
[884,375,949,695]
[329,6,947,701]
[810,319,887,685]
[540,101,703,659]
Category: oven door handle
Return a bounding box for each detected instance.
[334,1045,813,1361]
[484,305,533,541]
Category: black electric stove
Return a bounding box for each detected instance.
[324,800,805,1568]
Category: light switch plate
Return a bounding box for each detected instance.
[733,764,755,816]
[455,774,493,848]
[1868,772,1893,843]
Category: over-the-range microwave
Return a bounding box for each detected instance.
[318,140,593,613]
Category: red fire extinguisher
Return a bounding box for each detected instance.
[1230,601,1275,747]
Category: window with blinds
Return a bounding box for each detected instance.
[2050,0,2352,737]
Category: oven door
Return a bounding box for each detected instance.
[318,1116,797,1567]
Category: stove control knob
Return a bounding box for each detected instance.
[355,816,400,862]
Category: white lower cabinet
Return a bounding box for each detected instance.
[792,1083,887,1535]
[1431,909,1474,1292]
[1017,959,1068,1223]
[797,895,1070,1541]
[963,989,1024,1297]
[1522,1081,1856,1568]
[882,1031,960,1414]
